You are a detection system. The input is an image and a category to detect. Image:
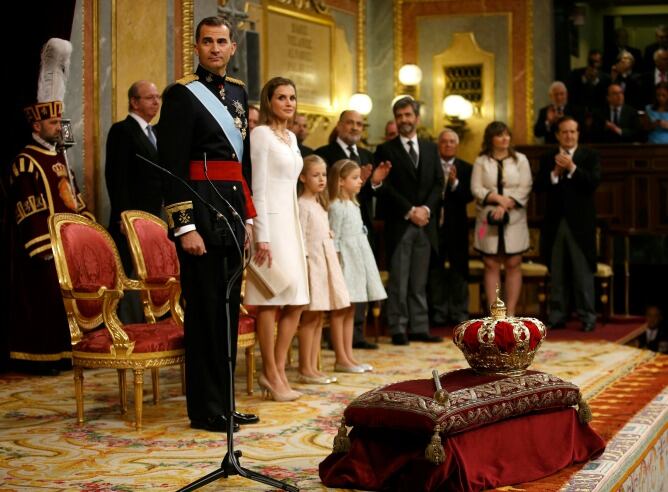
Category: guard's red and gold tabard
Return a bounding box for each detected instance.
[189,160,257,218]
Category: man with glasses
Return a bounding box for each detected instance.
[105,80,164,276]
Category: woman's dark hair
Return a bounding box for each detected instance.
[479,121,516,160]
[652,81,668,111]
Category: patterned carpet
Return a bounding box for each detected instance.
[0,337,662,491]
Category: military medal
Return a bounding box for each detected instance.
[218,85,226,100]
[232,100,245,117]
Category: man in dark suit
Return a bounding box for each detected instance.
[315,109,378,349]
[533,81,582,143]
[375,97,444,345]
[158,16,258,433]
[638,48,668,107]
[603,27,644,73]
[642,25,668,72]
[568,49,611,114]
[105,80,163,274]
[534,116,601,332]
[428,129,473,325]
[292,112,313,157]
[592,83,642,143]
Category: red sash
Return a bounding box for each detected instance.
[189,160,257,218]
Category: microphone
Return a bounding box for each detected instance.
[136,153,250,271]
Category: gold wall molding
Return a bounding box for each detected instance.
[272,0,328,14]
[393,0,403,97]
[182,0,194,75]
[394,0,535,144]
[83,0,100,215]
[356,0,366,92]
[525,0,534,143]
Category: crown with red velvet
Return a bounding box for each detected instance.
[453,289,546,375]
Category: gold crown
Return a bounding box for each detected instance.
[51,162,68,178]
[453,287,547,375]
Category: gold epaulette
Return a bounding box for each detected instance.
[226,76,245,87]
[176,74,199,86]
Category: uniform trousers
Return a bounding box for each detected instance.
[178,243,241,422]
[549,219,596,326]
[387,225,431,335]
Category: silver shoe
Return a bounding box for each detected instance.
[297,374,333,384]
[358,363,374,372]
[334,363,365,373]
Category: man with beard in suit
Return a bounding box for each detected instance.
[315,109,379,349]
[534,116,600,332]
[374,97,444,345]
[428,129,473,326]
[105,80,163,274]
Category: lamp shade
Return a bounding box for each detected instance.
[443,95,474,120]
[349,93,373,115]
[398,64,423,86]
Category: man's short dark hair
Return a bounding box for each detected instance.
[392,96,419,117]
[195,16,236,43]
[556,115,578,132]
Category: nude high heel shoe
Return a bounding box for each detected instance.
[258,373,301,402]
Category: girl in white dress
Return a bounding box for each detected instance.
[297,155,350,384]
[328,159,387,373]
[246,77,309,401]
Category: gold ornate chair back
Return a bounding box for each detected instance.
[120,210,182,323]
[48,212,185,430]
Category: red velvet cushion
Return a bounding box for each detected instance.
[345,369,580,436]
[74,319,184,353]
[320,407,605,492]
[148,288,170,307]
[133,219,179,282]
[238,315,255,335]
[61,223,117,292]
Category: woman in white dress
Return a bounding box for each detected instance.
[245,77,309,401]
[471,121,532,316]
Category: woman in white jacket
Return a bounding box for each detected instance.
[471,121,532,315]
[246,77,309,401]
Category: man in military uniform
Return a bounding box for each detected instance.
[158,16,258,432]
[8,38,95,373]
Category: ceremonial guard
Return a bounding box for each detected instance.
[8,38,94,374]
[158,16,259,432]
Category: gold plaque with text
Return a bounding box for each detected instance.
[264,4,334,112]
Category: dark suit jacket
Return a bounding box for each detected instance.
[603,45,643,72]
[298,142,314,157]
[315,142,375,248]
[591,104,642,143]
[373,136,444,261]
[439,158,473,275]
[534,145,601,271]
[105,115,163,269]
[567,69,611,111]
[533,104,583,143]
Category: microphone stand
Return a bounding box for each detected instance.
[137,154,299,492]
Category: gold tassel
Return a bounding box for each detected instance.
[425,425,446,465]
[332,417,351,453]
[577,393,593,424]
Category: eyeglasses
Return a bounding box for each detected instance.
[137,95,161,101]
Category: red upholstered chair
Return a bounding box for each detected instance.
[120,210,185,401]
[238,305,256,395]
[48,213,185,430]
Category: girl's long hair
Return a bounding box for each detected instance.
[328,159,360,205]
[298,154,329,210]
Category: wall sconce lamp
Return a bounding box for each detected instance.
[349,92,373,116]
[442,94,473,137]
[398,64,422,97]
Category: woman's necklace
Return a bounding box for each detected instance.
[271,126,290,144]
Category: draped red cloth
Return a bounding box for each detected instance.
[320,408,605,492]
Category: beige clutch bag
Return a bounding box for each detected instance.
[248,257,290,297]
